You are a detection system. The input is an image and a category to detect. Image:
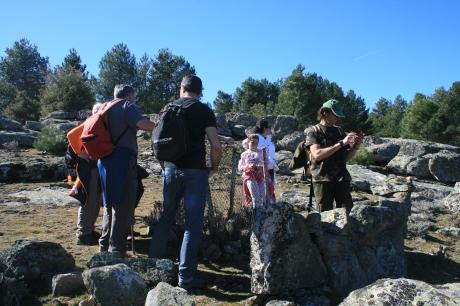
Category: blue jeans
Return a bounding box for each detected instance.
[149,167,208,282]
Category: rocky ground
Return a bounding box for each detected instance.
[1,117,460,305]
[1,163,459,305]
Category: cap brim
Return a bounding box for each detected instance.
[331,109,345,118]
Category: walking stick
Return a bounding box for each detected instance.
[131,224,135,256]
[261,148,268,206]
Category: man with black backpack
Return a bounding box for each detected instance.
[149,75,222,291]
[305,99,364,214]
[97,84,154,256]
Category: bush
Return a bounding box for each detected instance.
[40,69,95,115]
[349,146,374,166]
[5,90,41,123]
[33,125,67,155]
[250,103,267,120]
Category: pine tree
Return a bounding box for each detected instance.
[41,69,95,114]
[98,43,137,100]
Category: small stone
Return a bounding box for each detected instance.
[79,296,97,306]
[52,273,85,297]
[145,282,195,306]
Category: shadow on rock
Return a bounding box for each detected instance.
[406,250,460,284]
[197,262,251,302]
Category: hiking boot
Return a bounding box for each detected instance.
[91,231,101,239]
[76,234,99,246]
[178,277,206,291]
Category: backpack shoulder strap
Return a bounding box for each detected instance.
[98,98,126,116]
[306,124,323,158]
[100,99,128,145]
[312,124,322,136]
[336,125,345,137]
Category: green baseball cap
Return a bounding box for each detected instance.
[322,99,345,118]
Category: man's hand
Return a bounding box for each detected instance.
[355,131,365,144]
[351,131,365,149]
[206,126,222,176]
[136,118,155,132]
[343,132,358,146]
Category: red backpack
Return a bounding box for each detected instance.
[78,98,127,160]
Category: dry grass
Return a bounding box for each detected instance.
[0,139,459,304]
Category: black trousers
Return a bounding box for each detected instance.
[313,180,353,214]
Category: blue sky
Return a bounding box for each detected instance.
[1,0,459,109]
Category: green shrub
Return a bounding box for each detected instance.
[349,146,374,166]
[33,125,67,155]
[250,103,267,120]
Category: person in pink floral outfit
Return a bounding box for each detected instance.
[238,134,276,207]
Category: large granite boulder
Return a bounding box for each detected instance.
[42,110,90,121]
[340,278,460,306]
[6,187,80,206]
[52,121,79,133]
[278,190,316,211]
[87,252,177,287]
[362,135,384,146]
[362,136,399,166]
[406,211,437,238]
[250,203,327,294]
[443,182,460,214]
[277,131,305,152]
[314,176,413,298]
[0,157,66,182]
[82,263,148,306]
[262,115,277,129]
[0,116,24,132]
[41,118,78,133]
[410,180,453,213]
[0,240,75,293]
[52,272,85,297]
[350,165,451,237]
[215,113,232,136]
[231,125,247,139]
[348,165,387,193]
[225,113,257,128]
[395,138,457,156]
[0,263,28,306]
[385,139,460,182]
[349,165,453,214]
[145,282,195,306]
[273,115,297,142]
[437,227,460,238]
[0,131,37,148]
[367,175,413,199]
[275,150,293,175]
[427,150,460,182]
[25,120,43,131]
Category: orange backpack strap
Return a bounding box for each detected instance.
[67,123,85,155]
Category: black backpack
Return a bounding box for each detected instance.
[289,125,322,172]
[289,141,310,171]
[65,144,80,169]
[152,98,197,162]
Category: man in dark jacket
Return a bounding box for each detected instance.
[305,99,364,214]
